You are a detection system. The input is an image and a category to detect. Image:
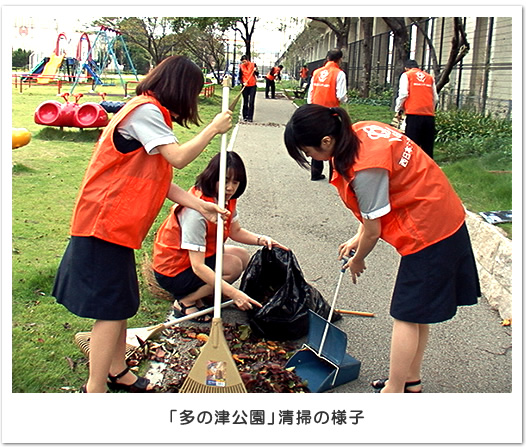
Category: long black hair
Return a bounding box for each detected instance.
[195,151,247,200]
[136,55,204,128]
[284,104,360,179]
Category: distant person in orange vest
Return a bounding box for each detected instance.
[299,64,309,87]
[153,151,286,321]
[307,49,348,181]
[394,59,439,159]
[265,64,283,99]
[284,104,480,393]
[52,55,232,394]
[238,55,258,122]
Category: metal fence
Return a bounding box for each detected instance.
[309,18,512,119]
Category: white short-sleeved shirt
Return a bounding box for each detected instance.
[117,103,177,154]
[352,168,391,220]
[178,206,239,252]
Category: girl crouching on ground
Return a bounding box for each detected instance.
[153,151,287,321]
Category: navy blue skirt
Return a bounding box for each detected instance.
[390,223,480,324]
[154,255,217,301]
[52,236,140,320]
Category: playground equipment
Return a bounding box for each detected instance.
[70,26,139,95]
[36,33,68,85]
[22,33,78,84]
[12,128,31,149]
[34,93,109,129]
[98,92,126,114]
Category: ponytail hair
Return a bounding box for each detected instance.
[284,104,359,178]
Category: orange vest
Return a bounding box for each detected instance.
[265,66,281,81]
[310,61,342,107]
[239,61,257,87]
[300,67,308,79]
[70,94,173,249]
[404,68,436,116]
[330,121,466,256]
[153,187,237,277]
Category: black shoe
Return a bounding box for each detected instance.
[371,378,422,393]
[311,175,326,181]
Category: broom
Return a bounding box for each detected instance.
[179,75,247,393]
[229,85,246,111]
[75,300,235,358]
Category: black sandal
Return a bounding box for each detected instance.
[107,366,155,393]
[371,378,422,393]
[79,383,109,393]
[174,301,212,323]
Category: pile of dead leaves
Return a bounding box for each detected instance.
[143,323,310,393]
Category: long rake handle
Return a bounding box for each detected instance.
[213,79,231,319]
[163,300,234,329]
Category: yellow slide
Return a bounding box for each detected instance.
[37,53,64,84]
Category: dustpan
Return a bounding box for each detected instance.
[286,256,361,392]
[286,310,361,392]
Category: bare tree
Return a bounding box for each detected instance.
[360,17,374,98]
[93,17,180,66]
[384,17,471,96]
[232,17,258,61]
[432,18,470,92]
[177,27,229,83]
[307,17,351,49]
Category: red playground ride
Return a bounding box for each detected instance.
[34,93,109,129]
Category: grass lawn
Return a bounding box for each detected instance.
[11,81,241,392]
[10,80,512,392]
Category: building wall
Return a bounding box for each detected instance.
[282,17,513,117]
[490,17,513,102]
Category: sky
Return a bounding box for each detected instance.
[9,12,292,71]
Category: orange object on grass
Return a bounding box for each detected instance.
[12,128,31,149]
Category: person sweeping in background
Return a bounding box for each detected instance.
[237,55,258,122]
[284,104,480,393]
[52,55,232,393]
[153,151,287,321]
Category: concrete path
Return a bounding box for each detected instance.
[221,90,512,393]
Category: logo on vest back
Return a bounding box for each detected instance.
[362,124,403,142]
[318,69,330,82]
[416,71,427,83]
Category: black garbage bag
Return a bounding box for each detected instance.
[239,247,341,341]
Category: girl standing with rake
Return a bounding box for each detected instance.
[53,56,232,393]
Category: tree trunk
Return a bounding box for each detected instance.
[382,17,410,108]
[360,17,374,98]
[435,18,470,93]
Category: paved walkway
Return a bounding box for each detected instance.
[220,90,512,393]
